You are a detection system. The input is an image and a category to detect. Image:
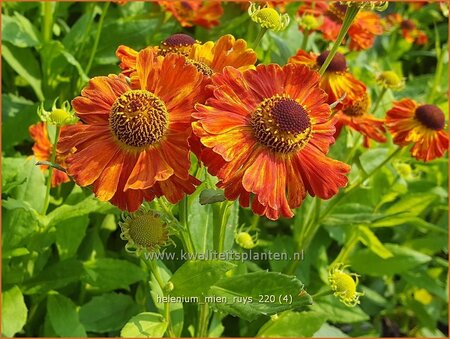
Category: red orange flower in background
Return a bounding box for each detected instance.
[158,1,223,29]
[337,91,386,147]
[193,64,350,220]
[29,122,70,187]
[297,2,383,51]
[59,50,205,211]
[289,50,386,145]
[386,99,448,162]
[117,34,257,79]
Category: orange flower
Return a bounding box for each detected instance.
[117,34,256,79]
[386,99,448,162]
[289,50,366,110]
[400,19,428,45]
[193,64,350,220]
[59,50,205,211]
[297,2,383,51]
[336,91,386,147]
[29,122,70,187]
[158,1,223,29]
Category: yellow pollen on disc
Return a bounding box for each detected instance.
[109,90,169,149]
[251,95,312,154]
[186,58,214,76]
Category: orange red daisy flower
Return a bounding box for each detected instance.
[193,64,350,220]
[59,50,205,211]
[297,2,383,51]
[117,34,257,79]
[29,122,71,187]
[289,50,386,145]
[386,99,448,162]
[158,1,223,29]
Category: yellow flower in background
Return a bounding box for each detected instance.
[235,231,258,249]
[328,264,364,307]
[376,71,405,90]
[248,2,290,32]
[414,289,433,305]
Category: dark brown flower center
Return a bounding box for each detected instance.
[316,51,347,72]
[415,104,445,131]
[110,90,168,149]
[251,96,312,154]
[160,34,196,57]
[401,19,416,30]
[163,33,196,47]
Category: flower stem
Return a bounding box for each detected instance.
[197,303,210,337]
[85,2,110,75]
[179,197,196,254]
[41,125,60,215]
[147,259,176,338]
[41,1,54,42]
[301,29,310,50]
[318,6,359,76]
[371,87,387,114]
[253,27,268,49]
[427,34,445,104]
[217,201,232,253]
[312,289,333,299]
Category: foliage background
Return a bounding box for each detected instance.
[1,1,449,338]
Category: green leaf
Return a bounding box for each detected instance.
[47,294,86,337]
[257,311,326,337]
[46,194,114,228]
[208,271,312,321]
[1,286,28,337]
[384,193,437,216]
[169,260,236,298]
[357,226,393,259]
[23,259,84,294]
[55,215,89,260]
[199,189,226,205]
[2,12,41,47]
[79,293,139,333]
[2,42,44,100]
[2,199,41,253]
[310,295,369,323]
[359,148,390,174]
[189,194,214,253]
[82,258,147,292]
[8,157,46,212]
[313,323,349,338]
[1,97,39,154]
[120,312,168,338]
[349,244,431,276]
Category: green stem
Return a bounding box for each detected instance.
[41,1,54,42]
[147,260,176,337]
[197,303,210,337]
[253,27,268,49]
[41,125,60,215]
[301,29,310,50]
[85,2,110,75]
[318,6,359,76]
[427,41,445,104]
[311,289,333,299]
[217,201,232,253]
[179,197,195,254]
[371,87,387,114]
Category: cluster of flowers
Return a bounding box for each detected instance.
[30,2,448,221]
